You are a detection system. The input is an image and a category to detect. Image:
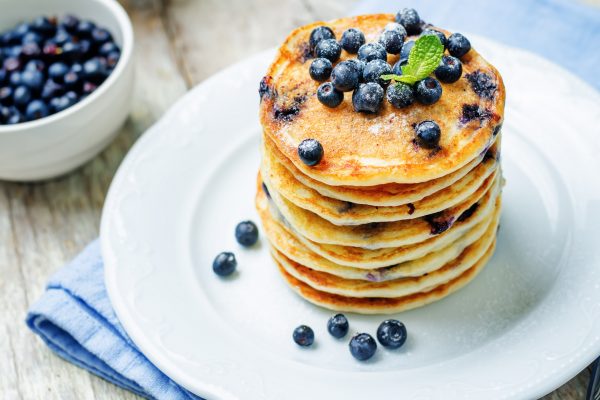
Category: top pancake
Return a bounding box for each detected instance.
[259,14,505,185]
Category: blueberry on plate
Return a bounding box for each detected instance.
[309,58,332,82]
[314,38,341,62]
[379,29,405,54]
[447,33,471,58]
[340,28,365,54]
[399,40,414,64]
[415,120,441,148]
[435,55,462,83]
[352,82,384,113]
[349,332,377,361]
[345,59,365,79]
[327,314,349,338]
[25,100,49,121]
[212,251,237,277]
[362,59,392,87]
[357,42,387,63]
[317,82,343,108]
[395,8,422,35]
[421,28,447,48]
[331,60,360,92]
[376,319,407,349]
[235,220,259,247]
[298,138,324,166]
[415,77,442,105]
[386,83,414,108]
[48,62,70,83]
[293,325,314,347]
[309,26,335,52]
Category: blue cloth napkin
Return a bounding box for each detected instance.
[353,0,600,91]
[26,1,600,400]
[26,240,201,400]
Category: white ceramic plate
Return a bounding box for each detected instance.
[101,36,600,400]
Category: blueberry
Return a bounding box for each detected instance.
[317,82,343,108]
[48,62,69,83]
[399,40,415,64]
[362,59,392,86]
[327,314,349,338]
[415,120,441,148]
[42,43,60,58]
[415,77,442,105]
[77,20,96,37]
[83,58,107,83]
[357,42,387,62]
[447,33,471,58]
[349,333,377,361]
[352,82,384,113]
[435,55,462,83]
[50,95,75,113]
[53,29,71,46]
[421,29,447,48]
[340,28,365,54]
[345,59,365,78]
[22,32,43,45]
[309,26,335,52]
[331,60,360,92]
[235,220,259,247]
[106,51,120,68]
[376,319,407,349]
[31,17,56,37]
[25,100,49,121]
[3,57,20,73]
[60,15,80,33]
[386,83,414,108]
[0,106,10,123]
[62,42,82,61]
[314,39,341,62]
[91,28,112,45]
[25,59,45,72]
[41,79,64,100]
[20,70,44,92]
[13,86,31,109]
[64,91,78,103]
[293,325,314,347]
[13,23,30,40]
[391,60,404,76]
[99,41,119,56]
[309,58,332,82]
[82,81,98,95]
[0,87,13,105]
[64,71,82,90]
[6,110,25,124]
[298,138,324,166]
[395,8,422,35]
[9,72,21,87]
[379,29,405,54]
[383,22,407,35]
[212,252,237,276]
[20,42,41,59]
[0,69,5,85]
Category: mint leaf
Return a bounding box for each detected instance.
[380,35,443,86]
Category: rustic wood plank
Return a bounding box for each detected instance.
[0,0,594,399]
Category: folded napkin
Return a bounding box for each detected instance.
[26,240,201,400]
[26,1,600,400]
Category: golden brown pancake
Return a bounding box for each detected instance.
[275,240,496,314]
[259,14,505,185]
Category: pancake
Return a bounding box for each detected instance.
[261,135,499,225]
[260,170,501,249]
[295,189,499,268]
[274,212,496,298]
[275,239,496,314]
[265,133,501,207]
[259,14,505,186]
[259,187,501,281]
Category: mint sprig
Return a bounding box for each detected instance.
[381,35,444,85]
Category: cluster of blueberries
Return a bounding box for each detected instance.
[212,220,259,276]
[294,315,407,361]
[0,15,121,125]
[294,8,472,162]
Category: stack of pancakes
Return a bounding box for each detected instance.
[256,14,505,314]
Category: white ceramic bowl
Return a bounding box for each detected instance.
[0,0,134,181]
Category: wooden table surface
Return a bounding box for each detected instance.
[0,0,594,398]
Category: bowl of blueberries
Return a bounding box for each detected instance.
[0,0,134,181]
